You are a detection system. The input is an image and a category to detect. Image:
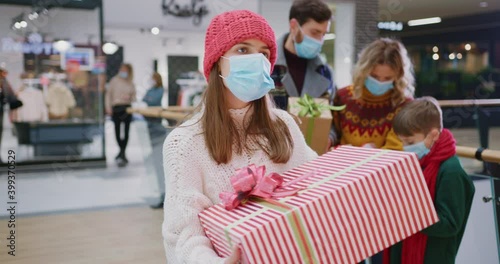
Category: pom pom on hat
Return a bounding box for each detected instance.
[203,10,277,80]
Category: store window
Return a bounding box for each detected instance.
[408,41,499,99]
[0,2,105,166]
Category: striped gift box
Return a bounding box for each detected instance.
[199,146,439,264]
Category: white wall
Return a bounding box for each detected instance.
[334,2,356,89]
[260,0,292,38]
[106,28,205,103]
[103,0,262,104]
[104,0,260,31]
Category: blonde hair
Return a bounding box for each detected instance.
[352,38,414,106]
[393,96,443,136]
[200,66,294,164]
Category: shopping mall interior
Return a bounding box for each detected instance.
[0,0,500,263]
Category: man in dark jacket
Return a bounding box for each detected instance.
[271,0,335,110]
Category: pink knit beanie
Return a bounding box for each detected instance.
[203,10,277,80]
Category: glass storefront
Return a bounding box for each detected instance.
[408,41,498,99]
[0,2,105,167]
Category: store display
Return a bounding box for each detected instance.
[60,48,95,71]
[46,73,76,119]
[15,78,48,122]
[175,71,206,107]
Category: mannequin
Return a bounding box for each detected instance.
[15,76,48,122]
[46,73,76,119]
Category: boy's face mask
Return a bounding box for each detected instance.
[401,129,440,160]
[403,141,430,159]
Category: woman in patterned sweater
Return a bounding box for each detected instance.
[334,38,415,150]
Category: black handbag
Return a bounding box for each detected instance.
[9,98,23,110]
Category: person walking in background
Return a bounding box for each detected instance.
[143,72,164,109]
[142,72,165,137]
[143,72,167,207]
[106,63,136,166]
[0,67,22,163]
[333,38,415,150]
[270,0,335,110]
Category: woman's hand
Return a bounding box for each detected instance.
[224,246,241,264]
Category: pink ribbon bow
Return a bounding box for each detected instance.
[219,164,313,210]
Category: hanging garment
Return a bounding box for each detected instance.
[16,86,48,122]
[46,82,76,119]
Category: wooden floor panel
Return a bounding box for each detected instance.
[0,206,165,264]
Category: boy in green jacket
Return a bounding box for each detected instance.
[386,96,475,264]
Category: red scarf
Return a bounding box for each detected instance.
[383,129,456,264]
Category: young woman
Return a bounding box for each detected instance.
[162,10,317,264]
[105,63,136,165]
[334,38,414,150]
[143,72,164,108]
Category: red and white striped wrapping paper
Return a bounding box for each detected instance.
[199,146,439,264]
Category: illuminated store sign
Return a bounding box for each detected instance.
[1,33,59,55]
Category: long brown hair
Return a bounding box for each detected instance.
[200,66,294,164]
[352,38,414,106]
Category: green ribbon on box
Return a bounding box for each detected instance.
[223,148,389,263]
[293,94,345,118]
[292,94,346,145]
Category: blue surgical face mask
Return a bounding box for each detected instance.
[404,141,430,159]
[219,53,275,103]
[119,71,128,79]
[293,27,323,59]
[365,75,394,96]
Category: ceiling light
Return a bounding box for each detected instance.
[103,42,119,55]
[19,21,27,28]
[396,22,403,31]
[432,46,439,52]
[457,53,463,59]
[408,17,441,27]
[479,2,488,8]
[449,53,455,60]
[53,40,73,53]
[432,54,439,60]
[377,21,404,31]
[28,12,39,20]
[14,22,21,29]
[465,43,471,51]
[151,27,160,35]
[324,33,336,40]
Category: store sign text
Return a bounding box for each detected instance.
[1,33,58,55]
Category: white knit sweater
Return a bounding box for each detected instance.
[162,105,317,264]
